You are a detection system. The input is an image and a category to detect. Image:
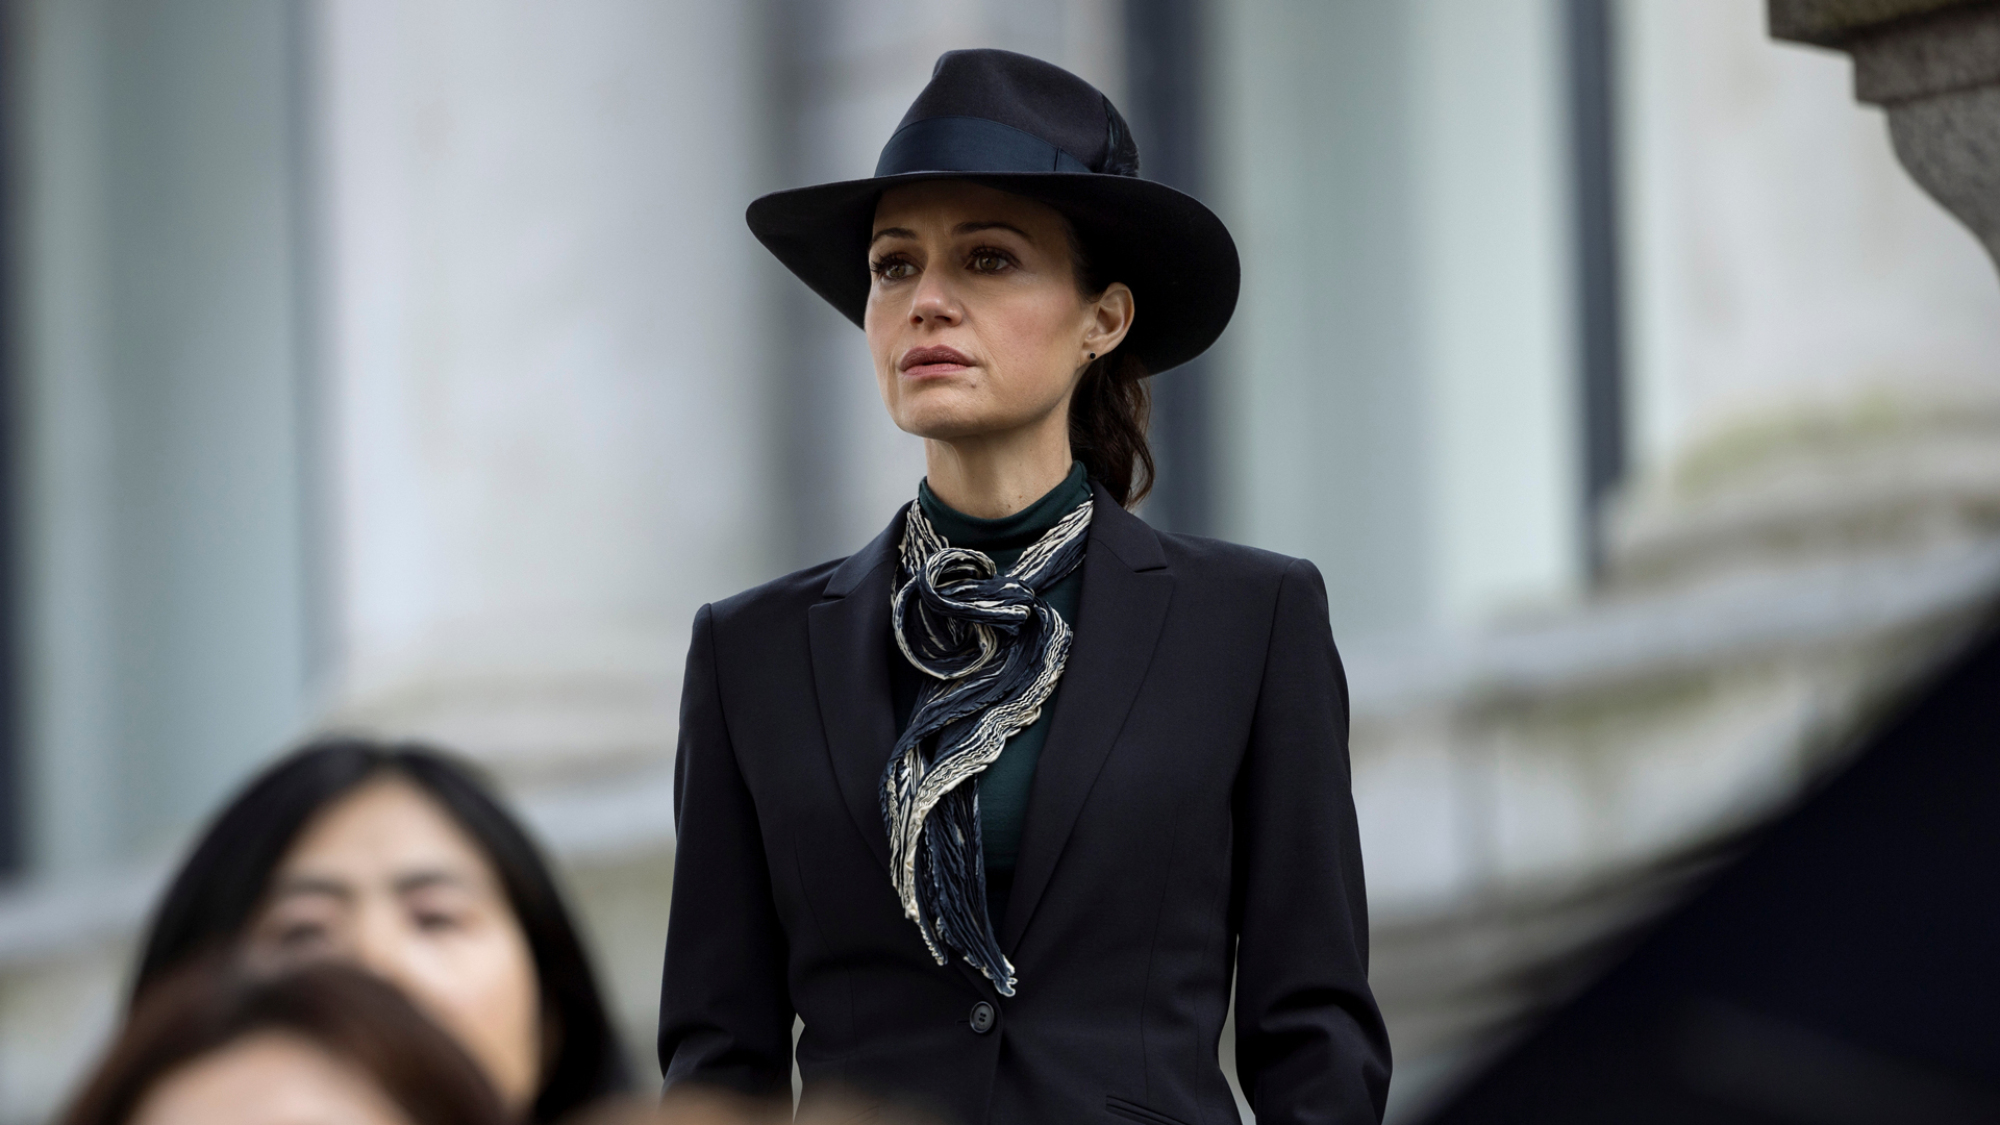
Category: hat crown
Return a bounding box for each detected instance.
[890,49,1139,177]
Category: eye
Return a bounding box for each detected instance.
[968,248,1014,274]
[404,888,480,935]
[251,894,346,958]
[870,255,917,282]
[414,909,465,933]
[272,920,333,952]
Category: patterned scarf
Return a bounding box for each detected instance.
[882,494,1093,995]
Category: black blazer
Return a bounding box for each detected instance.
[660,484,1390,1124]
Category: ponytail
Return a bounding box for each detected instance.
[1064,222,1156,508]
[1068,352,1153,507]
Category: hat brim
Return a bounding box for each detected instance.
[746,172,1239,375]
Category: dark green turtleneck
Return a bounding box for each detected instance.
[890,461,1091,927]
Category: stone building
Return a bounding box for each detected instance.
[0,1,1992,1122]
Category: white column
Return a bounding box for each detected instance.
[1213,0,1435,636]
[1216,0,1579,635]
[312,0,777,782]
[1410,0,1581,624]
[17,0,310,874]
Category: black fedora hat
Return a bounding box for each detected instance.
[746,49,1240,375]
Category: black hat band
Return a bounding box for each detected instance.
[874,115,1092,178]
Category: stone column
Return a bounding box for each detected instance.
[301,1,788,1079]
[1772,0,2000,272]
[310,1,776,795]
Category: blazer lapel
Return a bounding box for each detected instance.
[807,513,903,873]
[1001,485,1173,952]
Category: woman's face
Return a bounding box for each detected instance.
[244,777,543,1114]
[129,1032,414,1125]
[865,180,1133,444]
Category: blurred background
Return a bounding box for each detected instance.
[0,0,1995,1121]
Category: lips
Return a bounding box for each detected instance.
[899,345,975,375]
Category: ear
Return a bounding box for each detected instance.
[1081,282,1135,362]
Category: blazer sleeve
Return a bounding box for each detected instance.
[658,603,795,1100]
[1233,559,1393,1123]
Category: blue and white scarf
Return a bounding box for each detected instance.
[882,495,1093,995]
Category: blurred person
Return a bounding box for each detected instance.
[576,1087,944,1125]
[62,960,507,1125]
[133,738,631,1122]
[661,49,1389,1124]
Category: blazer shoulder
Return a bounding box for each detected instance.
[705,556,844,633]
[1149,530,1333,650]
[1153,528,1312,587]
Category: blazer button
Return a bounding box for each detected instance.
[968,1001,996,1034]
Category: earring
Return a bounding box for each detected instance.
[1089,352,1097,359]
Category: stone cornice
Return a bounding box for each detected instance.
[1770,0,1993,46]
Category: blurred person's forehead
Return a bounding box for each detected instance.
[126,1031,415,1125]
[270,779,501,889]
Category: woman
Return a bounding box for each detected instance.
[64,961,506,1125]
[660,50,1390,1123]
[136,738,630,1123]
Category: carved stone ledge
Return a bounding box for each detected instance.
[1771,0,1990,46]
[1772,0,2000,269]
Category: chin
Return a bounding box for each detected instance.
[892,388,1006,440]
[896,409,999,442]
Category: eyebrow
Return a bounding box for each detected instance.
[269,876,353,902]
[867,220,1036,246]
[393,869,478,895]
[952,220,1033,241]
[267,868,477,902]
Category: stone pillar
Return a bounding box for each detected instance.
[301,1,789,1082]
[14,0,312,877]
[1772,0,2000,271]
[310,1,776,790]
[1214,0,1581,637]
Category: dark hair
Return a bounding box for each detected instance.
[134,737,631,1122]
[1063,225,1155,508]
[66,960,508,1125]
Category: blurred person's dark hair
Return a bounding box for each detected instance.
[570,1085,948,1125]
[63,959,507,1125]
[133,736,631,1122]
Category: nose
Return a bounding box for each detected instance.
[908,267,962,327]
[351,902,416,992]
